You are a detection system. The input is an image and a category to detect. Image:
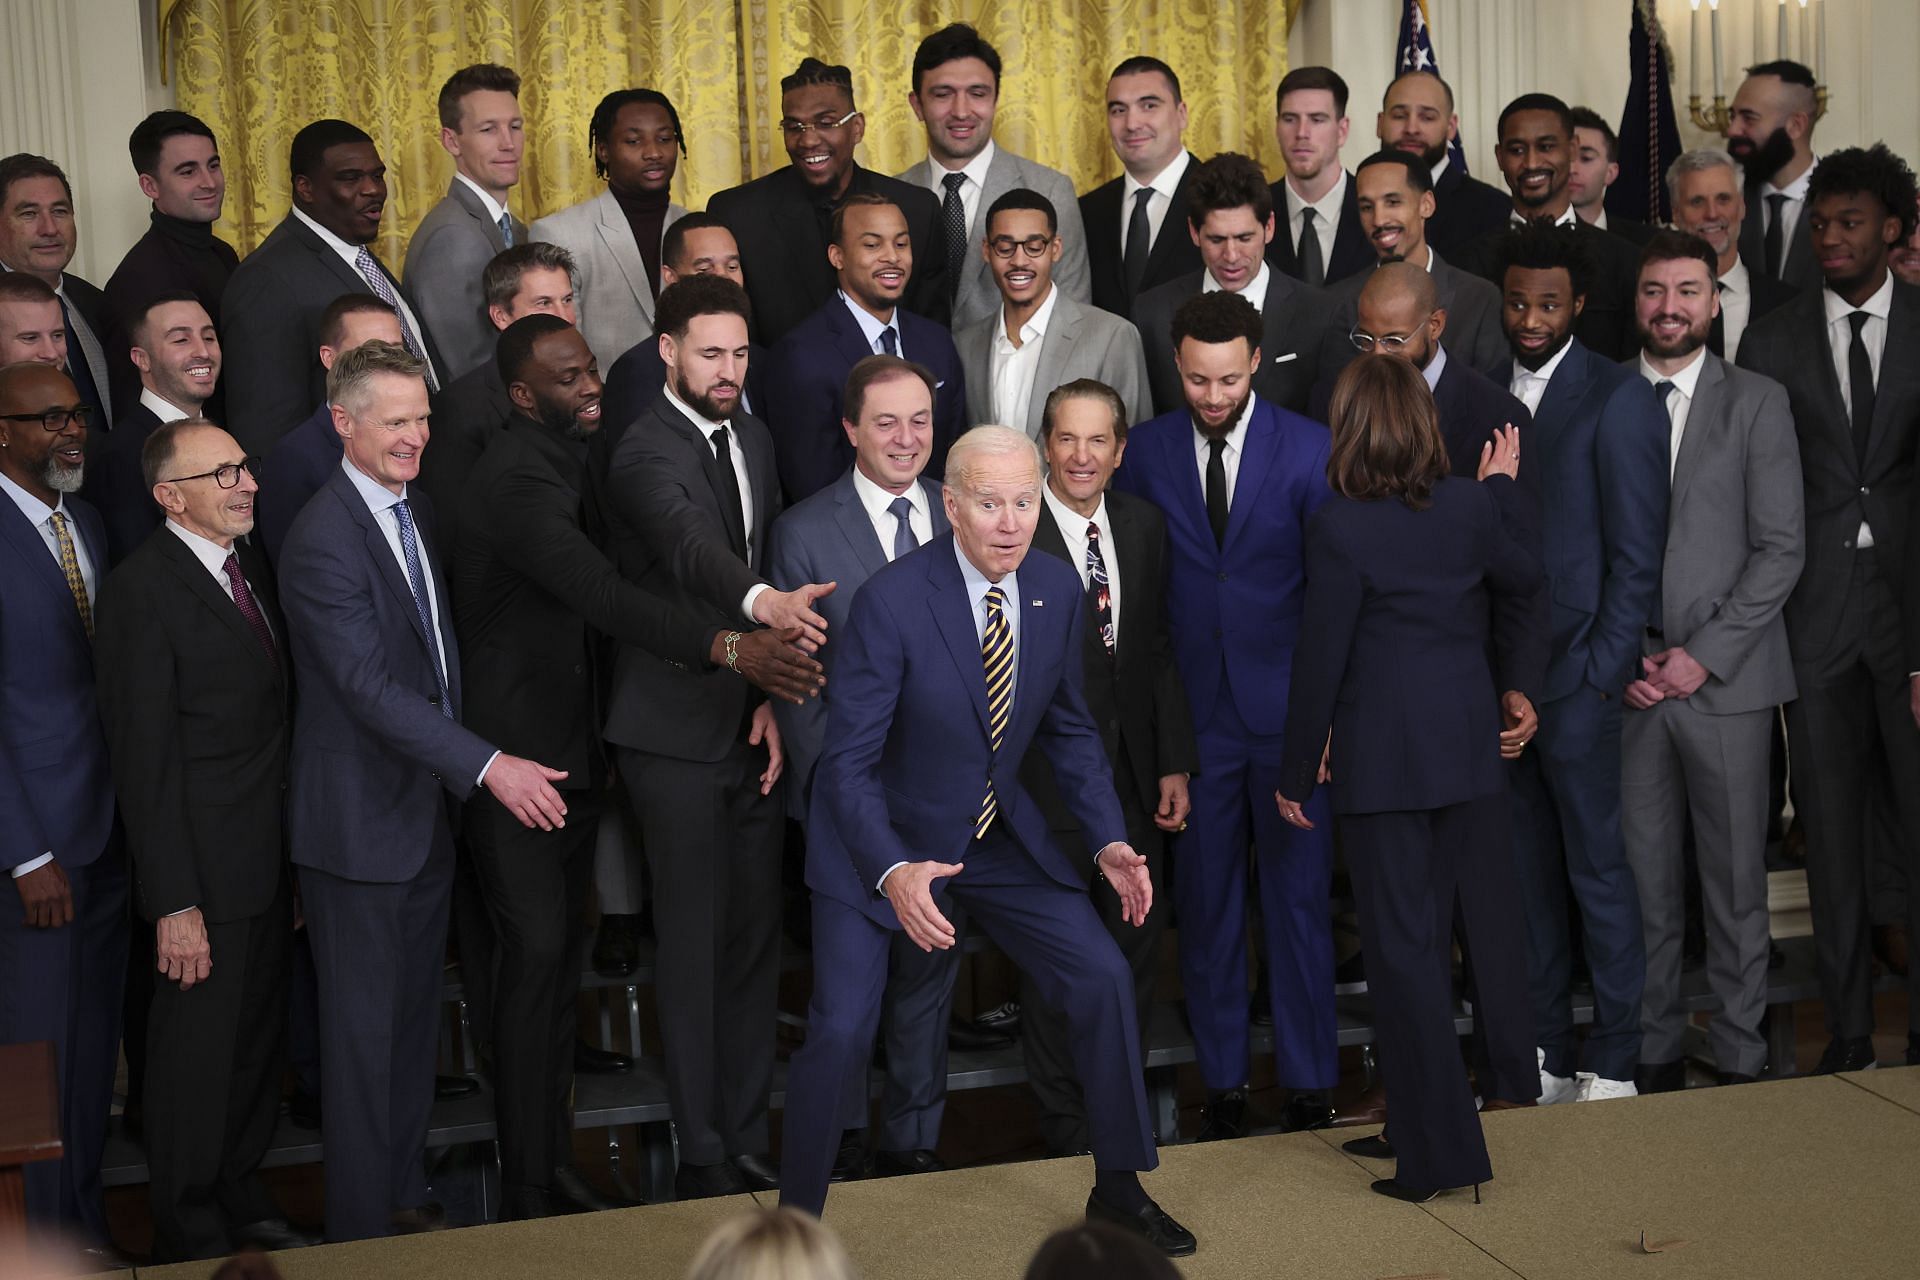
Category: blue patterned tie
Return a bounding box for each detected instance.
[498,211,515,248]
[392,498,453,718]
[887,495,918,560]
[354,245,438,390]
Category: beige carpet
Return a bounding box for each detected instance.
[127,1068,1920,1280]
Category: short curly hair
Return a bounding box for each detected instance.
[1807,143,1919,242]
[1492,221,1594,299]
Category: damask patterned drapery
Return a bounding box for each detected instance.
[162,0,1298,259]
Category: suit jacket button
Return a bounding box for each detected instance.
[1860,486,1870,496]
[1217,572,1228,582]
[1844,538,1855,549]
[1213,628,1222,639]
[574,664,585,675]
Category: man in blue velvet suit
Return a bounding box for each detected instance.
[0,363,126,1249]
[760,194,966,503]
[1112,289,1337,1138]
[766,354,958,1181]
[780,425,1194,1258]
[1493,223,1668,1103]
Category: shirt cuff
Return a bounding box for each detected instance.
[476,750,501,788]
[742,582,771,624]
[11,852,53,879]
[877,860,908,893]
[164,905,198,918]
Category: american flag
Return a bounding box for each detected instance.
[1395,0,1469,174]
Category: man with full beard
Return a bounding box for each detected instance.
[1621,231,1804,1094]
[1726,60,1822,291]
[1373,70,1510,256]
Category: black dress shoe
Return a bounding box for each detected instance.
[287,1090,321,1130]
[874,1148,946,1176]
[947,1010,1015,1053]
[551,1164,640,1212]
[975,1000,1021,1036]
[1907,1033,1920,1068]
[1195,1087,1249,1142]
[1634,1059,1686,1094]
[1372,1178,1481,1204]
[1333,951,1368,995]
[1717,1071,1759,1087]
[1342,1134,1394,1159]
[390,1202,447,1233]
[1278,1091,1334,1132]
[593,913,640,978]
[831,1130,870,1182]
[1085,1190,1197,1258]
[675,1160,747,1200]
[435,1074,479,1100]
[74,1244,138,1270]
[574,1041,634,1074]
[502,1187,558,1221]
[732,1152,780,1192]
[1813,1035,1878,1074]
[232,1217,320,1251]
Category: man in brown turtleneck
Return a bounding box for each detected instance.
[103,112,239,417]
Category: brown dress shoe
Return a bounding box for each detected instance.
[1330,1083,1388,1127]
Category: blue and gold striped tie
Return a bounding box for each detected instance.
[975,586,1013,839]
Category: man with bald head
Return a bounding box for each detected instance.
[1727,60,1823,290]
[0,273,67,367]
[0,361,126,1247]
[1375,71,1511,254]
[95,419,308,1259]
[781,424,1191,1255]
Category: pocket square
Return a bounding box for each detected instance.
[1272,352,1299,364]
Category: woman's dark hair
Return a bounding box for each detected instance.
[1325,354,1449,509]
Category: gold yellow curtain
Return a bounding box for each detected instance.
[162,0,1299,261]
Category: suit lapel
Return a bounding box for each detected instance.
[1669,354,1723,512]
[157,530,278,675]
[1534,342,1594,451]
[828,298,879,368]
[1866,287,1920,470]
[289,215,377,297]
[1146,163,1198,281]
[328,468,431,652]
[1224,406,1279,551]
[0,498,88,644]
[594,191,655,325]
[1030,293,1083,436]
[1796,298,1851,454]
[1107,495,1146,659]
[831,475,890,580]
[927,549,993,737]
[652,398,746,556]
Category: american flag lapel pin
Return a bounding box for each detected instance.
[1031,598,1044,607]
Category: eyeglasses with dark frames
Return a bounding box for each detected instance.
[988,235,1056,260]
[160,457,260,489]
[0,405,93,431]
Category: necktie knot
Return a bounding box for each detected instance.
[1849,310,1872,338]
[887,494,919,558]
[879,326,899,356]
[984,585,1007,617]
[943,172,966,195]
[1086,520,1100,542]
[710,426,729,457]
[498,211,515,247]
[1653,379,1676,404]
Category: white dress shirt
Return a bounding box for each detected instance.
[1202,261,1271,314]
[839,290,902,357]
[1284,169,1348,280]
[140,386,191,424]
[1421,343,1448,392]
[1827,272,1894,549]
[923,140,996,235]
[1120,149,1194,261]
[1760,159,1816,258]
[1042,483,1121,644]
[851,466,933,557]
[1191,394,1257,507]
[662,381,768,617]
[454,172,511,229]
[2,469,97,878]
[990,283,1059,430]
[1638,346,1707,478]
[1717,258,1754,363]
[1509,342,1575,416]
[1511,205,1579,228]
[291,206,440,386]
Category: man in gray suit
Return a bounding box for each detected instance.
[403,64,530,381]
[956,190,1149,437]
[1316,150,1509,384]
[1621,232,1804,1092]
[766,354,960,1179]
[276,340,570,1240]
[530,89,688,374]
[896,24,1090,331]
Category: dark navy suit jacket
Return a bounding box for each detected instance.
[808,536,1126,928]
[760,296,966,503]
[1111,397,1332,728]
[255,401,341,569]
[1496,340,1668,700]
[1279,478,1546,814]
[0,492,113,873]
[277,464,495,883]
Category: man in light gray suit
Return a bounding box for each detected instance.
[956,189,1149,437]
[766,354,960,1179]
[1621,233,1804,1091]
[403,65,530,381]
[896,24,1090,332]
[530,89,689,374]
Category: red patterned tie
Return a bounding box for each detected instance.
[223,551,278,666]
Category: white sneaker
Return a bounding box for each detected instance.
[1574,1073,1638,1101]
[1537,1048,1578,1105]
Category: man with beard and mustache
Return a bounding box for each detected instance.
[1112,290,1340,1140]
[453,315,822,1219]
[1728,61,1823,292]
[0,362,126,1252]
[709,59,946,346]
[1454,95,1641,362]
[1374,70,1510,256]
[1666,149,1799,362]
[1739,145,1920,1072]
[1494,222,1667,1106]
[601,276,836,1198]
[1622,231,1804,1094]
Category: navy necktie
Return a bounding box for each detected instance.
[392,498,453,718]
[879,326,898,356]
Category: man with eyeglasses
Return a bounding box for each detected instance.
[709,58,947,346]
[954,189,1149,439]
[0,362,126,1254]
[93,420,314,1260]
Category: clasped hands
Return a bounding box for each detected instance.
[885,841,1153,953]
[1625,648,1710,709]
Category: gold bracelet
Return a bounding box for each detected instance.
[724,631,742,672]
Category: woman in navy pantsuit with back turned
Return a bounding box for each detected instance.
[1276,355,1546,1202]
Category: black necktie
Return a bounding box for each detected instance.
[1205,438,1229,546]
[1123,187,1153,299]
[879,326,898,356]
[1847,310,1875,464]
[709,426,749,562]
[1707,278,1726,357]
[941,172,969,303]
[1085,521,1114,656]
[1764,193,1788,279]
[1297,208,1325,286]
